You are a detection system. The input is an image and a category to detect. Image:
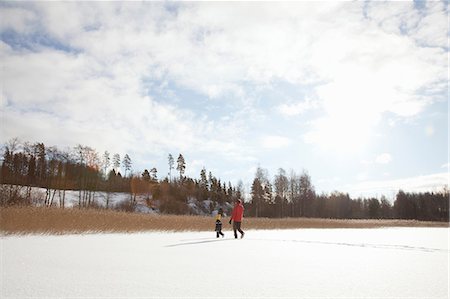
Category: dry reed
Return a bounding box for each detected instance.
[0,207,448,235]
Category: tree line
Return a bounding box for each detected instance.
[0,138,240,213]
[1,138,448,221]
[247,166,448,222]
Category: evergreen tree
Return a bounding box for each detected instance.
[27,156,36,183]
[150,167,158,182]
[142,169,151,182]
[112,154,120,173]
[199,167,208,200]
[102,151,110,178]
[168,154,174,181]
[122,154,132,177]
[176,154,186,180]
[251,178,263,217]
[299,170,315,217]
[35,142,46,183]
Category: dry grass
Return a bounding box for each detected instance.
[1,207,448,235]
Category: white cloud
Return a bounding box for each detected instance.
[347,172,449,199]
[0,2,447,178]
[356,172,369,181]
[360,153,392,166]
[365,1,447,49]
[375,153,392,165]
[261,135,291,149]
[0,6,37,34]
[277,98,318,117]
[4,2,445,107]
[410,1,449,49]
[300,2,446,151]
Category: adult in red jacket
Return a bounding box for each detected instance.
[229,199,245,239]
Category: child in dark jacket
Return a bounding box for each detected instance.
[215,208,225,238]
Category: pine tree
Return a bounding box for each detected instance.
[299,170,315,217]
[199,167,208,200]
[142,169,151,181]
[150,167,157,182]
[102,151,110,178]
[122,154,132,177]
[251,178,263,217]
[168,154,174,181]
[176,154,186,180]
[112,154,120,173]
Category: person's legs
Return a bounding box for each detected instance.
[234,222,244,238]
[216,231,219,238]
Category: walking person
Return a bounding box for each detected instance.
[215,208,225,238]
[229,199,245,239]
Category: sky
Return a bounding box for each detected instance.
[0,1,448,200]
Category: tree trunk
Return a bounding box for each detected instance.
[49,188,57,207]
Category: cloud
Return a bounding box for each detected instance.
[0,2,447,178]
[0,3,260,167]
[300,2,446,150]
[277,98,318,117]
[3,2,445,104]
[0,6,38,34]
[375,153,392,165]
[347,172,449,199]
[261,135,291,149]
[361,153,393,166]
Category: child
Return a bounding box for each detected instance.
[215,208,225,238]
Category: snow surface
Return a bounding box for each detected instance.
[1,228,448,298]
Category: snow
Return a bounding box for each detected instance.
[9,186,237,216]
[1,228,448,298]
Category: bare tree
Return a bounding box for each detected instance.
[288,170,300,217]
[5,137,20,155]
[102,151,111,178]
[274,168,289,218]
[74,145,100,208]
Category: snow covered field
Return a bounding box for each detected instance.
[1,228,448,298]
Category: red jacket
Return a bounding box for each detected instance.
[231,203,244,222]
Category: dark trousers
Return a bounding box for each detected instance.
[215,221,224,238]
[233,221,244,238]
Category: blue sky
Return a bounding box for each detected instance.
[0,1,448,199]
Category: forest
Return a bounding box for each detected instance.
[1,138,448,222]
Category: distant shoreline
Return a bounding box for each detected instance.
[1,207,448,235]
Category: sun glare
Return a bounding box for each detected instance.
[306,75,384,155]
[304,114,374,154]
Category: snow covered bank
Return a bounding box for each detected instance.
[2,185,235,216]
[1,228,448,298]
